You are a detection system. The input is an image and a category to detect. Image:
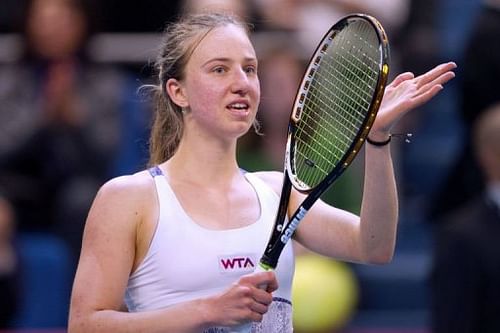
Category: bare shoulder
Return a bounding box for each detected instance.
[251,171,284,195]
[72,170,157,314]
[98,170,155,200]
[88,170,156,229]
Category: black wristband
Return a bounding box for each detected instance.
[366,135,391,146]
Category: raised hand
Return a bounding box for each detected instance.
[370,61,457,140]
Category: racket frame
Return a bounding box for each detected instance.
[260,13,390,270]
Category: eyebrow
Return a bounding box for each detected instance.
[202,57,257,67]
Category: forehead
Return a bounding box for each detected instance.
[189,24,256,64]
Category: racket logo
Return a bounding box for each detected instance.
[280,207,308,244]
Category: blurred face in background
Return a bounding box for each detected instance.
[26,0,88,60]
[184,0,250,19]
[0,198,14,242]
[474,104,500,183]
[260,50,304,135]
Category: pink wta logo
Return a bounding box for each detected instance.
[218,255,256,273]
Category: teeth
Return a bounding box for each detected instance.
[229,103,247,109]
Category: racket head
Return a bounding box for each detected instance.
[286,13,390,193]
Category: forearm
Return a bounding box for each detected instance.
[359,142,398,264]
[69,298,214,333]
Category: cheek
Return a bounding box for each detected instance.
[254,79,261,100]
[251,79,261,112]
[187,80,224,112]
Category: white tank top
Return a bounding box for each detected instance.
[125,166,295,332]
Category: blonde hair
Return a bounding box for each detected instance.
[147,12,251,165]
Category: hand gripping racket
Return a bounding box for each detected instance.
[233,13,390,333]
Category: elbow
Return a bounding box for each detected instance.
[68,316,84,333]
[68,317,95,333]
[361,246,395,265]
[366,251,394,265]
[67,325,78,333]
[68,320,80,333]
[358,225,397,265]
[68,308,90,333]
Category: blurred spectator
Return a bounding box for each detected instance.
[429,0,499,220]
[238,42,304,172]
[0,0,23,32]
[253,0,409,58]
[391,0,442,207]
[0,0,148,267]
[430,102,500,333]
[98,0,182,32]
[182,0,255,20]
[397,0,440,75]
[0,194,18,328]
[393,0,441,132]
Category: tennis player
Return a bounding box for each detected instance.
[68,12,456,333]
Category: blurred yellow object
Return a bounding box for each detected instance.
[292,254,359,332]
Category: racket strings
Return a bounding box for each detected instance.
[298,101,356,161]
[306,84,364,138]
[293,20,381,188]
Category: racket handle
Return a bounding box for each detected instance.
[254,263,269,290]
[228,264,271,333]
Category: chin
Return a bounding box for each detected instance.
[228,122,255,139]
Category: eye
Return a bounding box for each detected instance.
[212,66,227,74]
[244,65,257,75]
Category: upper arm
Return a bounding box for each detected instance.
[70,173,154,315]
[253,171,362,261]
[292,196,361,261]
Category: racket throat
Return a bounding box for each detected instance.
[280,206,308,244]
[261,206,309,269]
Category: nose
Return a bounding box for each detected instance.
[230,68,250,95]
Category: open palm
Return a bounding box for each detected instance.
[370,61,457,140]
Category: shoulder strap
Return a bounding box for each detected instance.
[148,166,163,177]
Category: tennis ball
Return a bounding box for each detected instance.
[292,255,358,332]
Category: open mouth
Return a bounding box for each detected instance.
[227,102,249,111]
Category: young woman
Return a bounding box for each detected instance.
[68,12,456,333]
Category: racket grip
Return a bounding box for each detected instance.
[254,264,269,290]
[228,264,271,333]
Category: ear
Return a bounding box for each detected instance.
[165,78,189,108]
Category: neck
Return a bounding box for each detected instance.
[165,132,241,186]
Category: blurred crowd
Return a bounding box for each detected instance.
[0,0,499,331]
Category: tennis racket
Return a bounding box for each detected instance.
[233,13,390,333]
[257,13,390,273]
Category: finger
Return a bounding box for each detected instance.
[249,299,270,315]
[432,70,456,86]
[265,274,279,293]
[248,311,264,323]
[414,62,457,88]
[389,72,414,88]
[416,71,456,96]
[251,286,274,305]
[240,271,277,288]
[259,271,279,293]
[410,84,444,108]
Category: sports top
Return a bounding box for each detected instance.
[124,166,295,332]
